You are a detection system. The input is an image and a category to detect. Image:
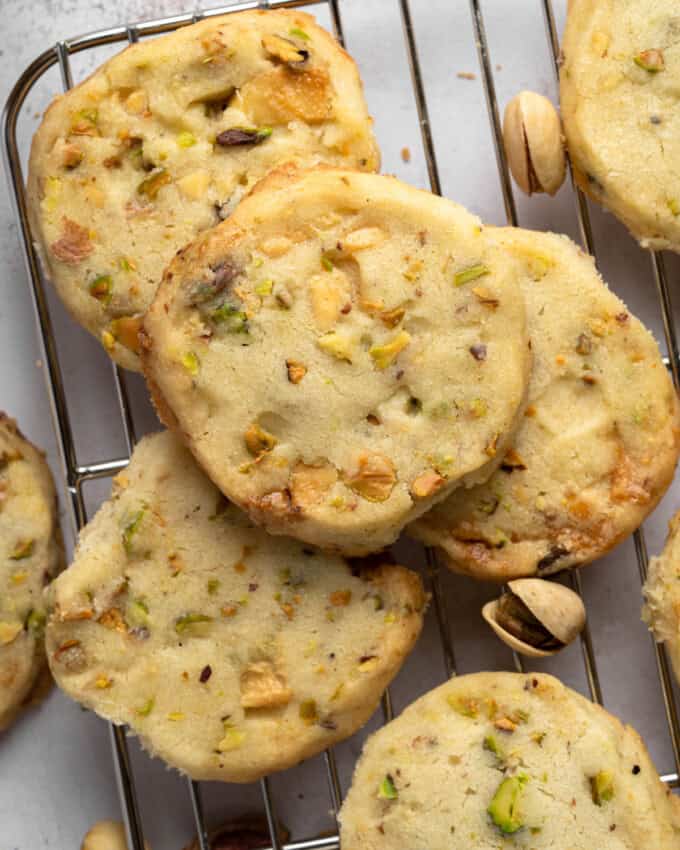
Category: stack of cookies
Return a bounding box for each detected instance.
[6,6,680,847]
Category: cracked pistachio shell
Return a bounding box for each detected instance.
[503,91,566,196]
[482,578,586,657]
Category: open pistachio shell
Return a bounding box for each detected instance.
[482,578,586,657]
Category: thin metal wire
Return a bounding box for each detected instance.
[4,5,680,850]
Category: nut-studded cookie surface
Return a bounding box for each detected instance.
[141,168,531,555]
[0,414,63,731]
[45,431,425,782]
[561,1,680,252]
[339,672,680,850]
[643,510,680,683]
[27,10,379,371]
[409,228,680,580]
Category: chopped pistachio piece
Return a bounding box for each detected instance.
[128,598,149,627]
[378,774,398,800]
[255,279,274,296]
[369,330,411,369]
[122,508,146,555]
[446,694,478,717]
[89,275,112,303]
[207,579,220,595]
[137,168,171,199]
[182,351,200,375]
[177,131,197,147]
[217,726,246,751]
[321,254,334,272]
[634,49,664,73]
[135,697,155,716]
[317,332,354,362]
[175,612,213,634]
[454,263,490,287]
[26,609,46,635]
[216,127,272,146]
[210,301,249,333]
[10,539,34,560]
[484,734,504,759]
[488,774,528,834]
[590,770,614,805]
[289,26,310,40]
[70,108,98,135]
[244,422,277,456]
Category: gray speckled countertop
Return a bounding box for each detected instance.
[2,2,680,848]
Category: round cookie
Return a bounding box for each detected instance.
[0,414,63,731]
[27,10,380,371]
[45,431,425,783]
[141,167,532,555]
[643,510,680,683]
[409,228,680,580]
[339,672,680,850]
[561,1,680,252]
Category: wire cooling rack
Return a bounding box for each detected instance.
[4,1,680,848]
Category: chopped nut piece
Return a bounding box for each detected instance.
[240,660,292,709]
[329,589,352,606]
[286,359,307,384]
[488,774,528,834]
[346,452,397,502]
[135,697,155,716]
[177,131,196,148]
[237,66,331,125]
[121,507,146,555]
[378,774,398,800]
[309,271,350,330]
[469,343,487,361]
[299,699,318,724]
[244,423,277,457]
[88,275,112,303]
[181,351,200,376]
[137,168,171,199]
[10,539,34,560]
[262,33,309,66]
[454,264,490,287]
[50,217,93,264]
[411,469,446,499]
[590,770,615,805]
[109,316,143,354]
[369,331,411,369]
[70,108,98,136]
[472,286,500,308]
[216,127,272,146]
[634,49,664,73]
[575,333,592,355]
[343,227,386,252]
[217,726,246,751]
[98,607,127,632]
[61,143,83,169]
[380,305,406,328]
[291,461,337,508]
[494,716,518,733]
[317,331,354,362]
[174,612,213,634]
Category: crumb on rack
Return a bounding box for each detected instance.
[457,71,476,80]
[401,147,411,163]
[496,64,502,71]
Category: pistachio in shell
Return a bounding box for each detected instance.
[482,577,586,657]
[502,91,566,196]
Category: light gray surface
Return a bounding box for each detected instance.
[2,1,680,848]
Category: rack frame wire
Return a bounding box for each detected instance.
[3,1,680,848]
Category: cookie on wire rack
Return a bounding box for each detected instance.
[409,228,680,581]
[27,9,380,372]
[140,166,532,555]
[45,431,425,783]
[0,413,63,731]
[643,510,680,683]
[339,672,680,850]
[561,0,680,253]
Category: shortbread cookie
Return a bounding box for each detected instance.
[141,167,532,555]
[27,10,379,371]
[561,1,680,252]
[410,229,680,580]
[45,431,425,782]
[643,510,680,682]
[0,414,63,731]
[339,672,680,850]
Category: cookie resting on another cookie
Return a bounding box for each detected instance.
[141,167,532,555]
[28,9,379,371]
[409,228,680,580]
[46,431,425,782]
[339,672,680,850]
[0,414,63,731]
[561,0,680,252]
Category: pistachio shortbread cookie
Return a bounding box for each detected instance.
[27,10,379,371]
[643,510,680,682]
[45,431,425,782]
[0,414,63,731]
[409,228,680,580]
[141,167,532,555]
[561,1,680,252]
[339,672,680,850]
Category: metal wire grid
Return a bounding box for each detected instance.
[3,0,680,847]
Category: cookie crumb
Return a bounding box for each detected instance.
[457,71,476,80]
[401,146,411,163]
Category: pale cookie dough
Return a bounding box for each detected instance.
[561,1,680,252]
[27,9,380,371]
[409,228,680,581]
[45,431,425,782]
[643,510,680,683]
[0,414,63,731]
[141,167,532,555]
[339,672,680,850]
